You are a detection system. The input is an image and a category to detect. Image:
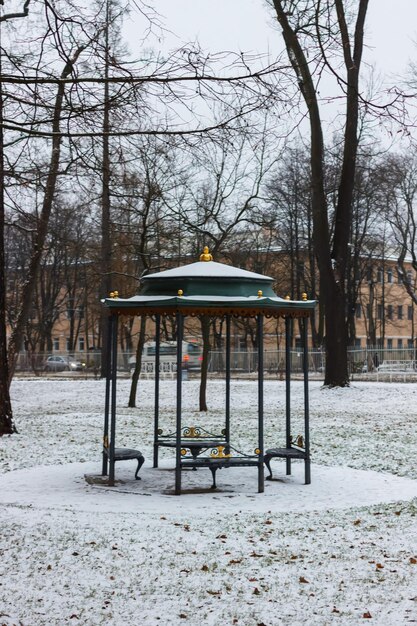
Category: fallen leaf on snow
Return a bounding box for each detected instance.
[299,576,309,584]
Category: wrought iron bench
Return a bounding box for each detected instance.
[106,447,145,480]
[264,436,310,484]
[155,426,228,462]
[181,455,261,489]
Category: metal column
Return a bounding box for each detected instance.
[285,316,292,475]
[257,313,264,493]
[108,314,118,485]
[102,314,113,476]
[175,313,184,495]
[303,316,311,484]
[225,314,231,447]
[153,314,161,468]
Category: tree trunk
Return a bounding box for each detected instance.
[0,50,15,435]
[128,315,146,408]
[7,49,84,384]
[199,316,211,412]
[100,0,113,377]
[272,0,368,386]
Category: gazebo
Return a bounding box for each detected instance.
[101,248,316,494]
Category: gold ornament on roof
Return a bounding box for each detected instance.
[258,290,263,298]
[109,291,119,299]
[285,294,291,300]
[302,293,308,301]
[200,246,213,262]
[178,289,184,297]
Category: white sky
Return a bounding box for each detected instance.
[123,0,417,79]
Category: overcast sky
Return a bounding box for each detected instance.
[123,0,417,80]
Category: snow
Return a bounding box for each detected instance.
[1,378,417,625]
[143,260,274,281]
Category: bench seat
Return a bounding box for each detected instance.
[106,447,145,480]
[264,447,307,479]
[181,456,261,489]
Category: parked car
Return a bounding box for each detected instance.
[44,355,86,372]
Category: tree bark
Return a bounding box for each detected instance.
[199,315,211,411]
[0,44,15,435]
[100,0,113,377]
[7,48,84,384]
[128,315,146,408]
[272,0,369,386]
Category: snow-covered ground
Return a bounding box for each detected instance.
[1,378,417,625]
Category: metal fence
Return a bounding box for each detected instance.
[13,347,417,380]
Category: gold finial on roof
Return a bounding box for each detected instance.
[200,246,213,262]
[258,290,263,298]
[178,289,183,297]
[113,290,119,298]
[285,294,291,300]
[302,292,307,301]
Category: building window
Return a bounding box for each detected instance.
[377,304,383,320]
[79,337,85,351]
[387,268,393,283]
[366,304,371,319]
[66,338,71,351]
[408,339,414,349]
[366,266,373,282]
[398,339,403,349]
[408,306,413,321]
[387,338,393,350]
[53,337,60,351]
[355,338,361,348]
[78,306,84,320]
[398,305,403,320]
[355,303,362,319]
[407,270,412,284]
[377,267,383,283]
[387,305,393,320]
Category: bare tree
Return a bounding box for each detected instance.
[270,0,370,386]
[0,0,33,434]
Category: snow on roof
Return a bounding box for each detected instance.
[144,260,274,282]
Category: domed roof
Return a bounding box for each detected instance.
[102,248,315,318]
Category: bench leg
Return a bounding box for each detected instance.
[209,467,218,489]
[258,461,264,493]
[135,456,145,480]
[304,458,311,485]
[286,458,291,476]
[264,455,273,479]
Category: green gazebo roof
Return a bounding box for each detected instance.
[102,248,316,318]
